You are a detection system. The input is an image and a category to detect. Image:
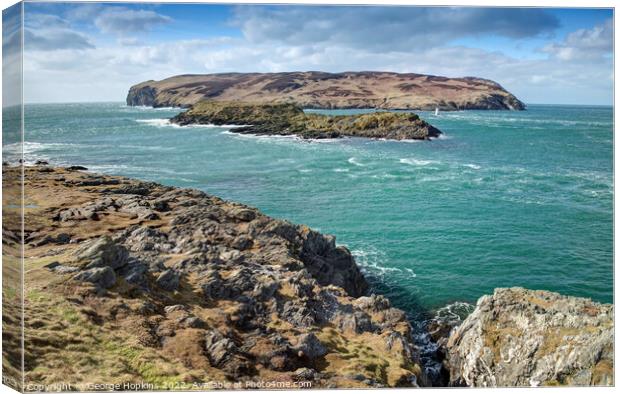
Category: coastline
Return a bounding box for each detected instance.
[3,163,613,388]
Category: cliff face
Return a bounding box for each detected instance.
[445,288,614,387]
[170,101,442,140]
[126,71,525,111]
[7,165,427,389]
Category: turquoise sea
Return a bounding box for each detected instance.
[2,103,614,321]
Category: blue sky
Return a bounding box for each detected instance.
[4,2,614,104]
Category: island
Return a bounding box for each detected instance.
[170,101,442,140]
[126,71,526,111]
[2,164,612,389]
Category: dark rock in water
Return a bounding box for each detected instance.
[35,160,49,165]
[156,269,180,291]
[66,165,88,171]
[73,266,117,289]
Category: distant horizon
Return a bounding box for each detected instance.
[12,100,614,107]
[2,3,613,107]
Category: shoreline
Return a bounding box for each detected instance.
[3,163,613,388]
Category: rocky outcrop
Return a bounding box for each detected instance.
[126,71,525,110]
[170,101,441,140]
[8,165,426,388]
[445,287,613,387]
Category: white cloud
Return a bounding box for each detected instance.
[94,8,172,35]
[234,6,560,50]
[542,19,612,61]
[19,7,612,105]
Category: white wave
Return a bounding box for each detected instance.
[371,173,398,179]
[351,248,417,280]
[432,301,475,324]
[463,163,481,170]
[137,118,249,129]
[347,157,366,167]
[122,105,180,111]
[332,168,350,173]
[399,158,438,166]
[135,118,176,127]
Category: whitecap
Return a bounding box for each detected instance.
[347,157,366,167]
[463,163,481,170]
[332,168,349,173]
[136,119,250,129]
[135,118,176,127]
[399,158,438,166]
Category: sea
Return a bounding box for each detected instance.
[2,102,613,329]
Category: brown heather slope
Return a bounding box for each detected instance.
[126,71,525,110]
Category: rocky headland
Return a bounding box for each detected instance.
[170,101,442,140]
[2,164,613,389]
[5,165,427,389]
[126,71,525,111]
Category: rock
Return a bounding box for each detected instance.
[445,287,614,387]
[117,260,148,286]
[109,184,151,196]
[204,330,238,367]
[66,165,87,171]
[156,269,180,291]
[43,262,61,270]
[294,367,318,381]
[35,160,49,165]
[75,236,128,270]
[45,262,80,274]
[73,267,116,289]
[170,101,442,141]
[164,304,187,314]
[292,333,327,359]
[55,207,99,221]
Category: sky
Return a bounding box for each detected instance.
[2,2,614,105]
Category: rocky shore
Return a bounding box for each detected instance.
[170,101,442,140]
[126,71,526,111]
[3,164,613,389]
[6,165,427,389]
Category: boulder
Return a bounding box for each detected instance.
[292,333,327,359]
[156,269,180,291]
[73,267,117,289]
[446,287,614,387]
[75,236,128,270]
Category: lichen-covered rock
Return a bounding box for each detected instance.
[446,287,614,387]
[74,236,128,270]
